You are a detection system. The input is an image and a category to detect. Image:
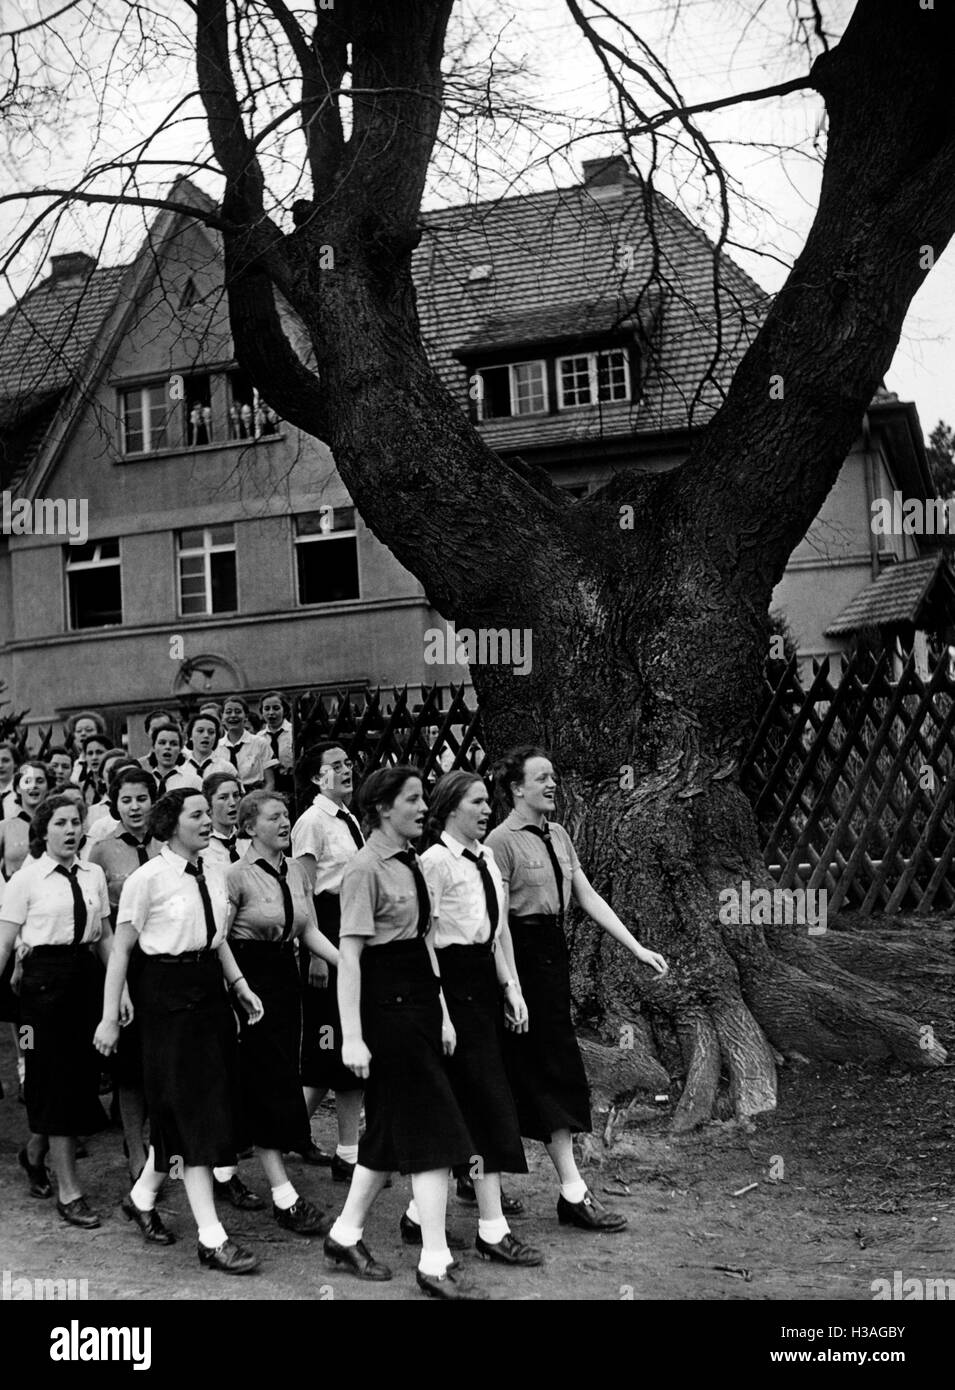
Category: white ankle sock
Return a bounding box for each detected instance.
[213,1166,236,1183]
[271,1182,297,1210]
[418,1247,453,1277]
[336,1144,358,1164]
[198,1221,228,1249]
[129,1176,158,1212]
[560,1179,588,1204]
[329,1218,362,1246]
[478,1216,509,1244]
[406,1199,420,1225]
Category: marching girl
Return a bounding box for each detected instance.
[140,722,192,794]
[0,795,114,1227]
[94,788,264,1273]
[202,771,248,870]
[324,766,486,1301]
[85,749,131,834]
[225,790,340,1234]
[0,761,51,877]
[419,771,542,1269]
[66,710,106,782]
[76,734,111,807]
[486,746,668,1232]
[45,746,75,792]
[88,766,160,1183]
[216,697,275,792]
[181,713,228,783]
[290,743,365,1174]
[259,693,294,802]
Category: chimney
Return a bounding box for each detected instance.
[581,155,635,188]
[49,252,97,285]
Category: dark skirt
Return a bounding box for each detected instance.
[504,914,592,1142]
[111,943,145,1088]
[299,892,362,1093]
[19,947,109,1136]
[138,953,239,1173]
[439,943,527,1176]
[0,954,19,1024]
[358,937,475,1175]
[231,939,311,1154]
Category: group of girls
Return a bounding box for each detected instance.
[0,721,668,1301]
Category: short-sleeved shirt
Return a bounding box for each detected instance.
[340,829,429,947]
[1,815,34,878]
[262,720,294,772]
[203,832,250,872]
[227,855,317,943]
[88,831,162,911]
[420,833,504,948]
[181,752,232,784]
[1,853,110,947]
[85,812,119,846]
[116,844,230,955]
[215,731,276,789]
[138,755,196,795]
[291,793,363,895]
[484,813,580,917]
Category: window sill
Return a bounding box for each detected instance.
[116,435,285,463]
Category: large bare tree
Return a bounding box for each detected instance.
[3,0,954,1125]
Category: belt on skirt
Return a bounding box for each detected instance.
[26,942,91,956]
[508,912,561,930]
[230,938,294,951]
[437,940,494,960]
[148,949,213,964]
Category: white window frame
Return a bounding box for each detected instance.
[477,359,548,420]
[65,538,122,630]
[294,506,360,606]
[556,348,631,410]
[177,525,237,617]
[120,382,171,455]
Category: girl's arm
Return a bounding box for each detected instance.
[424,928,456,1057]
[571,868,668,975]
[301,921,339,967]
[217,939,264,1023]
[93,921,138,1054]
[0,920,17,978]
[338,935,370,1076]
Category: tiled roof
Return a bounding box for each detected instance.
[825,556,955,635]
[452,292,660,356]
[414,178,768,449]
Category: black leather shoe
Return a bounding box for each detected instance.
[330,1154,356,1183]
[323,1234,392,1281]
[197,1238,259,1274]
[556,1189,627,1232]
[475,1231,544,1266]
[273,1197,327,1235]
[290,1141,333,1167]
[56,1196,101,1229]
[399,1212,467,1250]
[121,1196,175,1245]
[214,1175,266,1210]
[416,1267,490,1300]
[455,1174,524,1215]
[18,1147,52,1199]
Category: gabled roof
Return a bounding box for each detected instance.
[825,555,955,635]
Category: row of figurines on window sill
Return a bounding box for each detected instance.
[187,401,282,445]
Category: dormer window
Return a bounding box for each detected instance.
[557,349,630,408]
[476,360,548,419]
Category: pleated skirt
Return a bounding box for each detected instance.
[231,938,311,1154]
[503,914,592,1141]
[358,937,474,1175]
[19,947,108,1137]
[439,942,527,1176]
[138,953,239,1172]
[299,892,363,1093]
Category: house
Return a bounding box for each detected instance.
[1,157,951,749]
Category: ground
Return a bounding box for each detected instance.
[2,1031,952,1303]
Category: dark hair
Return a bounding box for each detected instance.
[203,769,242,801]
[150,721,182,746]
[109,766,158,819]
[148,788,207,843]
[186,711,221,742]
[297,740,348,783]
[14,760,50,793]
[222,694,249,714]
[46,744,72,760]
[143,708,176,734]
[491,744,550,815]
[358,765,422,831]
[29,793,83,857]
[0,739,22,768]
[237,789,288,837]
[65,710,106,742]
[260,691,288,714]
[81,732,110,754]
[424,771,486,847]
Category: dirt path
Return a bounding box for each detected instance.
[2,1026,953,1303]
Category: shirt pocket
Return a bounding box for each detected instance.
[519,858,552,886]
[381,890,413,926]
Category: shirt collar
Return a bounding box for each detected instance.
[313,792,346,817]
[223,729,251,746]
[37,851,91,877]
[160,844,191,875]
[439,830,480,858]
[505,810,550,832]
[367,828,413,860]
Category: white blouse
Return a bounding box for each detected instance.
[419,833,504,948]
[291,793,363,895]
[116,845,230,955]
[0,853,110,947]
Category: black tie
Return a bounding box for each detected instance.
[337,808,364,850]
[521,823,565,922]
[118,832,150,866]
[54,863,88,945]
[268,730,282,761]
[256,857,294,941]
[16,810,31,824]
[461,848,499,940]
[395,850,431,936]
[215,834,240,863]
[224,744,241,769]
[184,857,217,948]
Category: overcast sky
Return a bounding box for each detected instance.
[3,0,952,435]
